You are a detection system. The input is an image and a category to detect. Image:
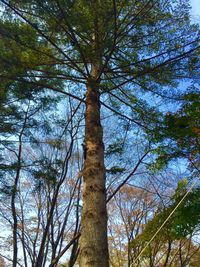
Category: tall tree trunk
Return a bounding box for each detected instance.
[11,110,28,267]
[79,65,109,267]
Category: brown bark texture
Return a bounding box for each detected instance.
[79,69,109,267]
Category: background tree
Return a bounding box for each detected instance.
[130,179,200,266]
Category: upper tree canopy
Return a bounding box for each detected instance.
[0,0,199,165]
[0,0,199,92]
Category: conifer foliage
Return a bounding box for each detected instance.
[0,1,199,266]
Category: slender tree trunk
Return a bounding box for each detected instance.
[11,172,20,267]
[163,240,172,267]
[11,110,28,267]
[79,64,109,267]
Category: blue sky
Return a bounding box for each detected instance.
[191,0,200,18]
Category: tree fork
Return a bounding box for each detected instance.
[79,69,109,266]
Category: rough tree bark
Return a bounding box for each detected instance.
[79,63,109,267]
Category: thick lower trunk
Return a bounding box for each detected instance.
[79,78,109,267]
